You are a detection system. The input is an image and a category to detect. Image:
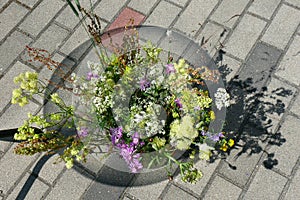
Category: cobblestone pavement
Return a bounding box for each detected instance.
[0,0,300,199]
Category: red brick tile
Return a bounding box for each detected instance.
[108,7,145,30]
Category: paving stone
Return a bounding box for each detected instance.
[56,0,98,30]
[173,160,220,196]
[127,168,170,200]
[224,14,266,60]
[210,0,249,28]
[163,184,197,200]
[290,94,300,116]
[0,0,9,8]
[196,22,228,56]
[18,0,39,8]
[81,165,134,200]
[6,172,49,200]
[0,101,39,130]
[275,35,300,85]
[30,154,65,185]
[144,0,181,27]
[19,0,65,37]
[218,129,266,187]
[168,0,189,7]
[260,77,296,120]
[268,116,300,175]
[218,55,241,82]
[0,2,28,42]
[0,139,11,152]
[94,0,126,22]
[0,31,31,74]
[174,0,218,37]
[284,166,300,200]
[45,167,93,200]
[0,144,39,194]
[0,61,35,114]
[128,0,157,15]
[243,167,287,200]
[203,175,242,200]
[60,26,91,59]
[262,4,300,50]
[248,0,281,20]
[108,7,145,30]
[238,42,282,92]
[285,0,300,8]
[32,23,69,54]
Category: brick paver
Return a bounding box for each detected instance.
[1,0,300,199]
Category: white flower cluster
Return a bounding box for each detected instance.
[214,88,230,110]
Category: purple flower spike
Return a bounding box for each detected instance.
[78,127,88,138]
[174,98,183,109]
[132,132,139,145]
[165,63,176,74]
[139,77,151,91]
[110,127,123,145]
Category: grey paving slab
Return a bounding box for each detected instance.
[144,0,181,27]
[0,31,31,74]
[174,0,218,37]
[196,22,228,56]
[0,144,39,195]
[285,0,300,8]
[268,115,300,176]
[94,0,126,22]
[45,167,93,200]
[173,160,220,196]
[0,61,36,115]
[262,4,300,50]
[290,94,300,117]
[163,184,197,200]
[128,0,157,15]
[19,0,65,37]
[210,0,249,28]
[6,172,49,200]
[284,165,300,200]
[0,0,9,8]
[203,175,242,200]
[32,23,69,54]
[0,102,40,130]
[219,55,241,82]
[248,0,281,20]
[275,35,300,86]
[30,154,65,185]
[224,14,266,60]
[81,165,134,200]
[56,0,98,30]
[260,77,296,120]
[0,2,28,42]
[18,0,40,8]
[0,138,11,152]
[169,0,189,7]
[127,171,169,199]
[243,167,287,200]
[218,128,266,187]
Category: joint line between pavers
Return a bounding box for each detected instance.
[172,181,201,199]
[283,1,300,10]
[14,0,32,10]
[246,11,270,23]
[279,155,300,199]
[164,0,185,9]
[4,153,41,198]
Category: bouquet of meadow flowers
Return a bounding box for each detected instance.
[11,1,234,184]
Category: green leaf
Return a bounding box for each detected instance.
[74,0,81,10]
[66,0,79,17]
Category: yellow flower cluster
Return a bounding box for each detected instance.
[170,115,198,150]
[220,139,235,151]
[11,72,39,107]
